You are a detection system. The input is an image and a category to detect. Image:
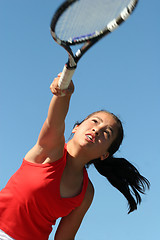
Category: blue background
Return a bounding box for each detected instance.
[0,1,160,239]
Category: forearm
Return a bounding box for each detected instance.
[37,76,74,149]
[47,94,72,130]
[47,75,74,131]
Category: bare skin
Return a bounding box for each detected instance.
[24,74,118,240]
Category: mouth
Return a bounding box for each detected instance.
[85,134,95,143]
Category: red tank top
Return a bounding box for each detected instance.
[0,144,88,240]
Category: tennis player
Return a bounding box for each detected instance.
[0,74,150,240]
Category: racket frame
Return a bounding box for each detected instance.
[50,0,139,89]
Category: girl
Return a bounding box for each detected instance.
[0,74,150,240]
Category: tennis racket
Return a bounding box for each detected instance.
[50,0,139,90]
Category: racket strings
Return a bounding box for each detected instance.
[55,0,133,41]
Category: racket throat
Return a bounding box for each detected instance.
[67,54,77,68]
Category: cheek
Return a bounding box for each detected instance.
[99,137,113,151]
[76,122,91,133]
[72,126,85,138]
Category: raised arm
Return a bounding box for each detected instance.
[25,74,74,163]
[38,75,74,147]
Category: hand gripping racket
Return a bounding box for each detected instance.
[50,0,139,90]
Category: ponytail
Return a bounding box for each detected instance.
[92,156,150,213]
[73,110,150,213]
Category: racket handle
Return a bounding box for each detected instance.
[58,64,76,90]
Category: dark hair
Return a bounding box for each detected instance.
[75,110,150,214]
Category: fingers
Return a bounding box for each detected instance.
[50,73,74,97]
[50,84,61,95]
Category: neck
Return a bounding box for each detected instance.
[66,139,89,173]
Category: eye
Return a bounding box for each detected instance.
[92,119,98,123]
[104,130,110,139]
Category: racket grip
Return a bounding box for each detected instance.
[58,64,76,90]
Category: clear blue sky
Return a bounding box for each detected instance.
[0,1,160,239]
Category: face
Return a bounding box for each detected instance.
[72,112,118,161]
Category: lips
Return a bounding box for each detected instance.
[85,133,95,143]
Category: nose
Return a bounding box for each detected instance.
[92,128,99,136]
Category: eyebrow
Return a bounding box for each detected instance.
[93,116,114,135]
[93,116,103,122]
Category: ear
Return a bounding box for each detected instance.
[100,152,109,161]
[72,125,79,134]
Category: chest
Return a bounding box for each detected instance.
[60,166,84,198]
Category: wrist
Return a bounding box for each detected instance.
[50,80,74,97]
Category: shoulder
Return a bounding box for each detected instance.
[24,141,66,164]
